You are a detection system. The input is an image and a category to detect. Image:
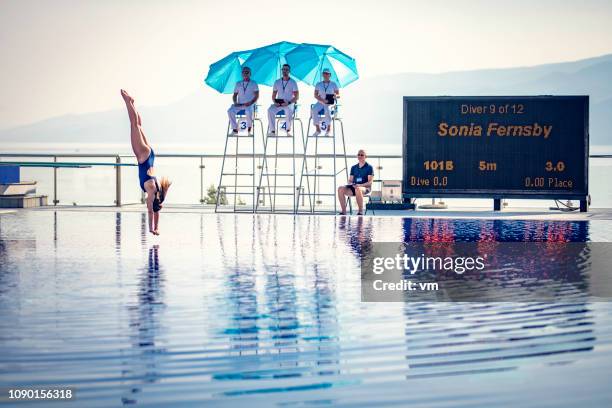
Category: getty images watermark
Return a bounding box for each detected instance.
[361,242,612,302]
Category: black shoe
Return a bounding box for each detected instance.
[338,212,347,215]
[357,212,363,216]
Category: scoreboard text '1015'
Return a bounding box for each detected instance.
[402,96,588,200]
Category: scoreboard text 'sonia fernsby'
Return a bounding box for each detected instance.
[402,96,588,200]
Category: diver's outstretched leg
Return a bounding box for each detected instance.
[133,105,152,148]
[121,90,150,162]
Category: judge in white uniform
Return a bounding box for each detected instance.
[228,66,259,134]
[311,68,339,136]
[267,64,299,135]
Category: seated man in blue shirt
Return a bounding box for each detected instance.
[337,149,374,215]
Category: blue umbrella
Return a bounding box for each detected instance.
[285,43,359,87]
[242,41,299,86]
[204,49,253,94]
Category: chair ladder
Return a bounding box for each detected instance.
[296,104,350,214]
[216,108,266,213]
[256,105,305,213]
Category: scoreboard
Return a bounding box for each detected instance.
[402,96,589,205]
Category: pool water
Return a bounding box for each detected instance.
[1,212,612,407]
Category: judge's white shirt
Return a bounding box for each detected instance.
[273,78,299,102]
[234,80,259,104]
[315,81,339,101]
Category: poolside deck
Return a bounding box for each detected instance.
[5,204,612,221]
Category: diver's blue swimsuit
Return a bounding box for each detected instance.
[138,149,155,192]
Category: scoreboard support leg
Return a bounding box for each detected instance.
[493,199,502,211]
[579,199,588,212]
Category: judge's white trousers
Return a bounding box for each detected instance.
[311,102,332,130]
[227,104,254,131]
[267,103,295,133]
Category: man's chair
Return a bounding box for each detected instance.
[346,186,378,215]
[216,105,265,213]
[272,103,302,135]
[347,180,402,215]
[310,103,338,135]
[232,104,261,135]
[257,105,305,213]
[365,190,381,215]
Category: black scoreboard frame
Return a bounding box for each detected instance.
[402,96,589,211]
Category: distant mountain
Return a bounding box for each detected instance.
[340,54,612,146]
[1,54,611,150]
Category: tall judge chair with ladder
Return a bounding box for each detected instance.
[255,104,305,213]
[296,102,350,214]
[216,105,266,213]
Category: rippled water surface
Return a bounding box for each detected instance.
[1,212,612,407]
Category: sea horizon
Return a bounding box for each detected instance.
[2,142,612,155]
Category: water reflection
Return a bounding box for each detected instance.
[217,215,261,358]
[140,212,147,246]
[0,211,608,406]
[212,215,344,390]
[401,218,590,242]
[0,218,36,298]
[53,211,57,244]
[337,215,374,256]
[394,218,596,379]
[299,217,340,379]
[115,212,122,251]
[122,245,166,405]
[394,219,594,301]
[260,216,300,371]
[331,217,597,381]
[402,301,594,380]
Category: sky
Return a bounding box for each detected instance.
[0,0,611,129]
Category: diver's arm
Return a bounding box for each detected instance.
[154,211,160,233]
[146,193,155,233]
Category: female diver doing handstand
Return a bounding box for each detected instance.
[121,89,171,235]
